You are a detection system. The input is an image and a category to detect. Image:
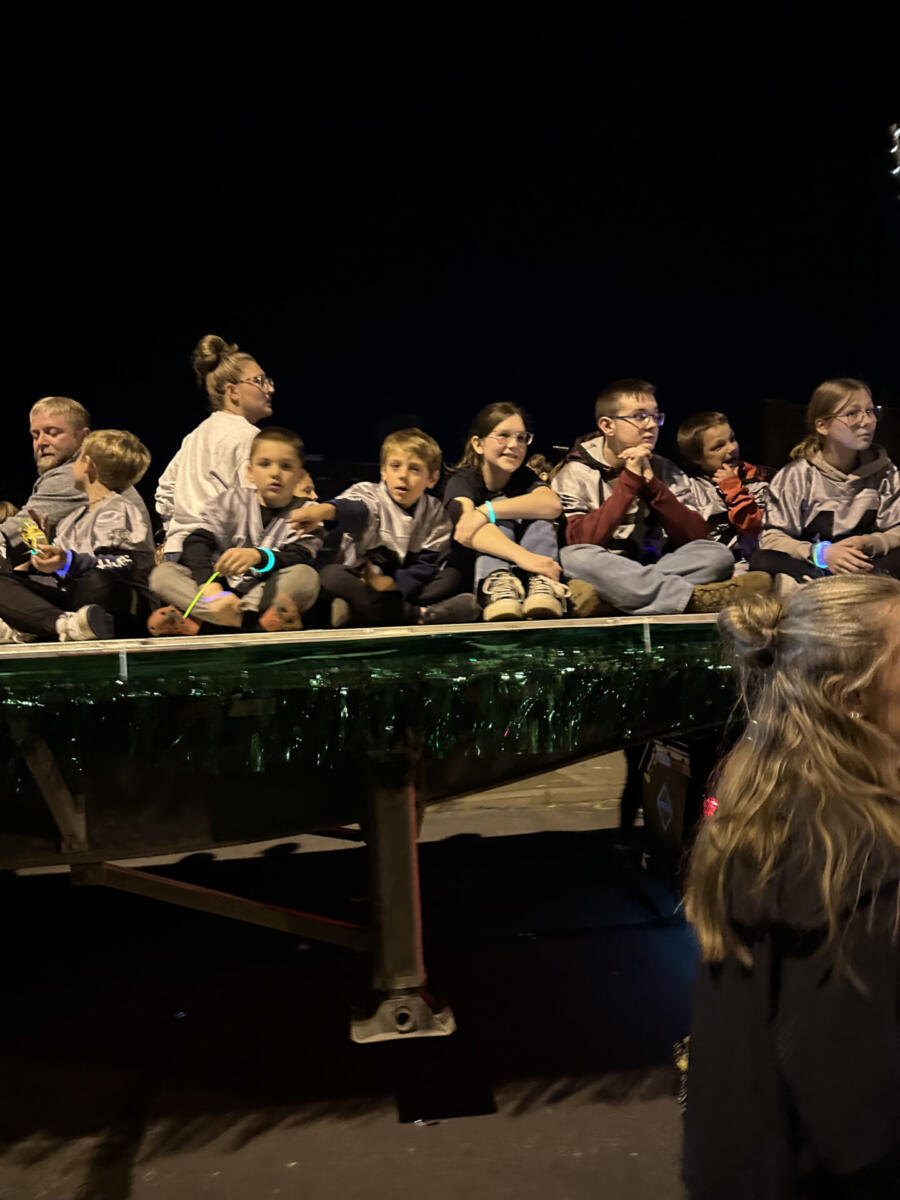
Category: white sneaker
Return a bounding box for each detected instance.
[0,617,39,644]
[56,605,114,642]
[522,574,571,619]
[481,570,525,621]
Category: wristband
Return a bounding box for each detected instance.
[482,501,497,524]
[811,541,831,571]
[55,549,74,579]
[251,546,276,575]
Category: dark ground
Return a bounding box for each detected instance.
[0,820,693,1199]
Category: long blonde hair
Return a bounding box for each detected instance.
[684,576,900,967]
[790,377,871,461]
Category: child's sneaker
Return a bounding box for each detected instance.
[480,570,525,621]
[258,593,303,633]
[0,618,39,644]
[566,578,619,618]
[56,605,114,642]
[686,571,772,613]
[147,606,202,637]
[422,593,481,625]
[522,575,571,619]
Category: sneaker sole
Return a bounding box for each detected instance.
[482,601,524,622]
[522,600,565,620]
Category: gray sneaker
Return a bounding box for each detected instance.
[522,574,571,619]
[480,570,525,621]
[422,593,481,625]
[56,605,114,642]
[0,618,39,645]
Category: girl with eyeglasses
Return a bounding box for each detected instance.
[752,378,900,590]
[442,402,569,620]
[155,334,276,559]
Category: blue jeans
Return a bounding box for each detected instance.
[474,520,559,588]
[560,540,733,615]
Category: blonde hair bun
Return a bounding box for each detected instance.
[717,592,784,670]
[191,334,240,388]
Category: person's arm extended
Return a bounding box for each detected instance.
[286,498,370,535]
[563,470,641,546]
[642,475,709,547]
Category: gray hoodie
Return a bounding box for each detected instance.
[761,445,900,560]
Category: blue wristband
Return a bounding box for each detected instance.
[252,546,276,575]
[482,501,497,524]
[811,541,832,571]
[55,549,74,579]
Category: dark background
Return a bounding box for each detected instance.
[4,11,898,510]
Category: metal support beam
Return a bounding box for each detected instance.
[70,861,370,953]
[8,717,87,854]
[351,757,455,1041]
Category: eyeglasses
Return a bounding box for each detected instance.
[832,406,881,427]
[488,431,534,447]
[239,374,275,392]
[609,411,665,428]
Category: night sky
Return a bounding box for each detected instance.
[6,12,898,511]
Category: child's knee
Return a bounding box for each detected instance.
[703,541,735,580]
[278,564,320,611]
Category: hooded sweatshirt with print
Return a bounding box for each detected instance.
[761,444,900,561]
[551,434,709,560]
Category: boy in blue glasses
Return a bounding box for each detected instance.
[553,379,769,614]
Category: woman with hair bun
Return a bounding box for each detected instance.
[155,334,276,557]
[682,575,900,1198]
[752,378,900,592]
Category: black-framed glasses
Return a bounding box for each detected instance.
[832,405,881,427]
[487,431,534,447]
[240,374,275,391]
[609,411,665,428]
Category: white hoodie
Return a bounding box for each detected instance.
[155,411,258,555]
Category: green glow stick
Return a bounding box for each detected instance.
[183,572,220,618]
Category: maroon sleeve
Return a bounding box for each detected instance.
[564,469,643,546]
[718,473,763,535]
[642,476,709,548]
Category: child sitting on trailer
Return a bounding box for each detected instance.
[0,430,154,643]
[149,428,321,635]
[676,410,772,569]
[289,428,478,626]
[753,378,900,595]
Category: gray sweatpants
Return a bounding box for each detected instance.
[561,540,733,615]
[150,561,320,618]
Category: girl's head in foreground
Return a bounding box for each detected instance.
[685,574,900,965]
[191,334,274,423]
[454,403,533,476]
[791,377,880,463]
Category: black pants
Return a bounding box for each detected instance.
[0,556,149,638]
[750,545,900,582]
[316,564,465,626]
